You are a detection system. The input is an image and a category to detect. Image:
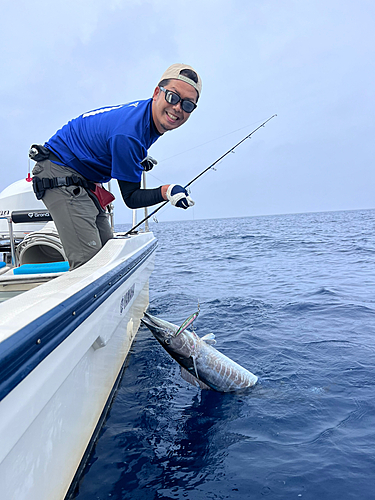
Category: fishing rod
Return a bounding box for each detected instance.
[124,114,277,236]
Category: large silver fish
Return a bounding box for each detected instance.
[141,311,258,392]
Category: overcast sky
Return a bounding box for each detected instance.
[1,0,374,224]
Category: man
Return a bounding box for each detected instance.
[31,63,201,270]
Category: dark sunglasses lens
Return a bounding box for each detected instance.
[181,101,196,113]
[166,91,180,105]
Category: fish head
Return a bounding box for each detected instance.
[141,312,196,359]
[141,311,178,343]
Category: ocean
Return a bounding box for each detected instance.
[73,209,375,500]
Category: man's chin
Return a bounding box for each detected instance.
[161,121,181,132]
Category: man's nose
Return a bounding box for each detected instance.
[172,100,183,112]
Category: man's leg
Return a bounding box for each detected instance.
[96,210,114,246]
[32,160,105,270]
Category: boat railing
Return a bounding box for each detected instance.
[131,171,149,233]
[0,210,52,267]
[142,172,149,232]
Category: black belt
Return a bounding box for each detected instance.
[30,143,96,200]
[32,175,96,200]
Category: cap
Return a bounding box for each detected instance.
[159,63,202,96]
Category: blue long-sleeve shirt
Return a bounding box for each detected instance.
[45,98,161,184]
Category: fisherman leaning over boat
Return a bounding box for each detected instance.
[30,63,201,270]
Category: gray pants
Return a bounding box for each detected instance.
[32,160,113,270]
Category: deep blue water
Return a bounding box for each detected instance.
[73,209,375,500]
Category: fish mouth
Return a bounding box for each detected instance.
[141,311,163,329]
[141,312,177,338]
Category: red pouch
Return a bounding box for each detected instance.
[91,184,115,210]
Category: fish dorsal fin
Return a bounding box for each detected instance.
[174,310,199,337]
[201,333,216,345]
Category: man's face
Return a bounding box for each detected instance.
[152,80,198,134]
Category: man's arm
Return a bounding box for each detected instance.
[118,180,166,209]
[118,180,193,210]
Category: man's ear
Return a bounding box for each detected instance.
[152,86,161,101]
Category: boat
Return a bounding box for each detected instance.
[0,177,157,499]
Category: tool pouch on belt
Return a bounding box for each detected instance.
[89,184,115,210]
[29,144,51,162]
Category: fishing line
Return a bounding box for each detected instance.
[145,118,273,184]
[124,114,277,236]
[156,119,275,164]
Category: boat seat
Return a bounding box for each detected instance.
[13,261,70,275]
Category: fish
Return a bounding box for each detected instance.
[141,311,258,392]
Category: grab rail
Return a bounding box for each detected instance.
[130,172,149,234]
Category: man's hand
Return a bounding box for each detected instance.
[141,155,157,171]
[165,184,195,209]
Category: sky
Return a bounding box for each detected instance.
[1,0,374,225]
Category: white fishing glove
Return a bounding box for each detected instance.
[166,184,195,210]
[140,155,157,172]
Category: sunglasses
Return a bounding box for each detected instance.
[159,87,197,113]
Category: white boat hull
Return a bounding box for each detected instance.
[0,233,156,499]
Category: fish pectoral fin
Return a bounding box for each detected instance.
[201,333,216,345]
[180,367,212,391]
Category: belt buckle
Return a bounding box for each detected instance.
[55,177,67,187]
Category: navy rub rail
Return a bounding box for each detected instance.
[0,240,157,402]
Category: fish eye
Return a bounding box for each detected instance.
[164,338,170,345]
